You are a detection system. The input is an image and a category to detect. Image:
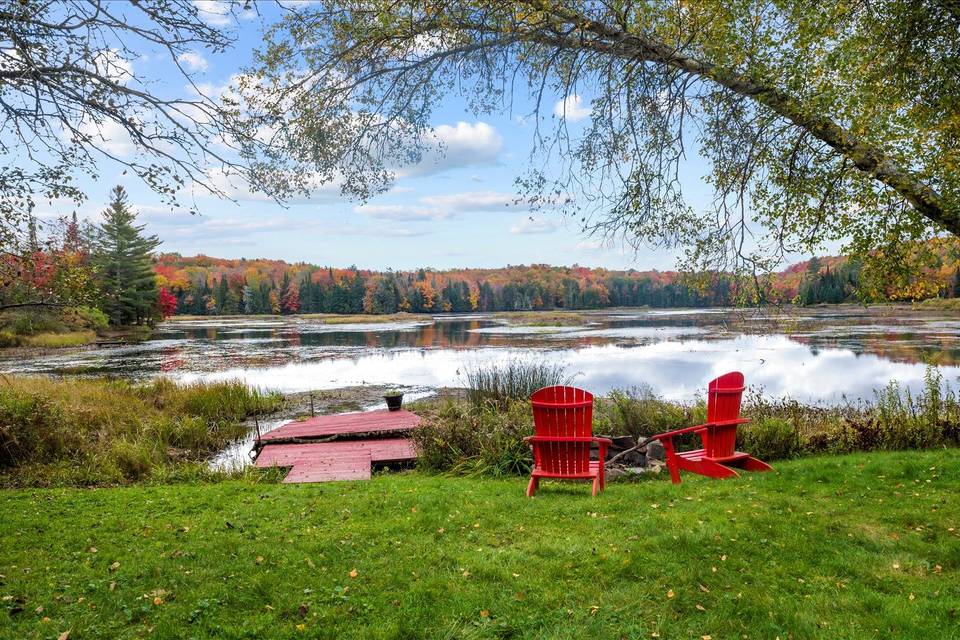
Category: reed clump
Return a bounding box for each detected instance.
[0,376,282,487]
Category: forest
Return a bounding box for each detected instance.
[156,247,960,317]
[6,188,960,332]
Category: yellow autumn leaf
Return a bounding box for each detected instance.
[667,589,675,598]
[349,568,358,578]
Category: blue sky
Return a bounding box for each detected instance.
[33,1,747,272]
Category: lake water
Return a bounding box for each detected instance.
[3,305,959,404]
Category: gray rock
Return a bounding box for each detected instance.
[643,439,666,461]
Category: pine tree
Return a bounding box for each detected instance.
[93,186,161,325]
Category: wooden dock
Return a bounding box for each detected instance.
[254,409,420,483]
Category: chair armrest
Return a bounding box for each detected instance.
[650,418,750,442]
[592,437,613,446]
[525,436,601,443]
[649,423,710,440]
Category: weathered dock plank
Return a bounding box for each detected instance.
[259,409,420,442]
[282,452,372,483]
[256,439,416,468]
[253,409,420,483]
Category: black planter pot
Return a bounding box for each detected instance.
[384,394,403,411]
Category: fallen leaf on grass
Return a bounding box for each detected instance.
[696,604,706,611]
[153,597,163,606]
[666,589,675,599]
[255,556,264,565]
[934,565,943,574]
[58,631,70,640]
[108,562,120,572]
[698,584,710,593]
[349,568,358,578]
[480,609,489,618]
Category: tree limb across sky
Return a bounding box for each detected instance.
[241,0,959,283]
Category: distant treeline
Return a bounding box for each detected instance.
[156,258,737,315]
[155,243,960,316]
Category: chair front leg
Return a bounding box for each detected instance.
[661,436,681,484]
[597,441,609,491]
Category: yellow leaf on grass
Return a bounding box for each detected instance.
[699,584,710,593]
[480,609,490,618]
[349,568,358,578]
[58,632,70,640]
[696,604,706,611]
[153,597,163,606]
[667,589,675,598]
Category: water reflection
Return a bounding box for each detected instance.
[1,305,958,403]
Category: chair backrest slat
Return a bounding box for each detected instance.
[704,371,745,458]
[531,385,594,475]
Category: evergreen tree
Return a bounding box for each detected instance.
[93,186,161,325]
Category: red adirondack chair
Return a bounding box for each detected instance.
[525,386,612,497]
[649,372,772,484]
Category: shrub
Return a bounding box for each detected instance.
[0,309,65,336]
[69,306,109,331]
[738,417,802,460]
[412,399,533,476]
[463,359,572,408]
[593,385,691,439]
[0,330,22,347]
[0,376,283,487]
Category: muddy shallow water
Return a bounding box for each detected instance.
[2,305,959,404]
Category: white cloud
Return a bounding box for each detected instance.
[200,168,342,204]
[91,49,134,85]
[177,51,209,72]
[193,1,233,26]
[575,239,604,251]
[78,117,136,157]
[352,204,450,221]
[511,216,559,235]
[399,121,503,177]
[553,94,592,122]
[419,191,515,211]
[355,190,518,221]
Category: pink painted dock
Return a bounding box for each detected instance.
[254,410,420,484]
[259,409,420,442]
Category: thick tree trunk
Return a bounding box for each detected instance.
[527,3,958,236]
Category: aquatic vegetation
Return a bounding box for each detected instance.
[416,369,960,475]
[463,359,572,408]
[0,376,282,487]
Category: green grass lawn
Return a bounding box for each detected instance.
[1,451,957,639]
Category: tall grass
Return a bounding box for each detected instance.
[23,330,97,348]
[411,398,534,476]
[417,367,960,476]
[464,359,572,407]
[0,376,283,487]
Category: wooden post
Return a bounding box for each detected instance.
[309,393,315,417]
